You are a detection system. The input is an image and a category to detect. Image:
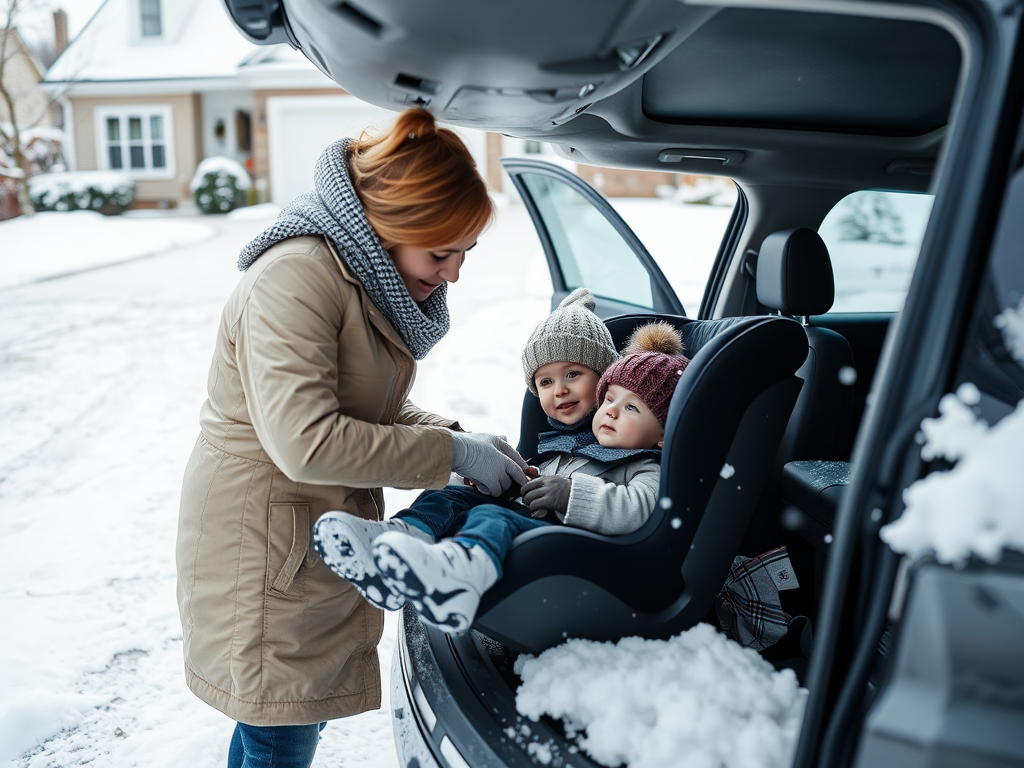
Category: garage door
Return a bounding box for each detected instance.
[266,95,487,206]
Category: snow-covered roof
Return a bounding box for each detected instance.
[42,0,335,92]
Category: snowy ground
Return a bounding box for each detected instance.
[0,197,731,767]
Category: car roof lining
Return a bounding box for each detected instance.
[517,4,964,193]
[280,0,968,193]
[640,8,961,136]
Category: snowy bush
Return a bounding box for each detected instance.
[29,171,134,214]
[190,156,251,214]
[0,124,66,176]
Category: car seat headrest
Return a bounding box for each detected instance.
[756,228,835,316]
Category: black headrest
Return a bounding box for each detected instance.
[756,228,835,316]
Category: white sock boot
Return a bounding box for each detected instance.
[372,533,498,634]
[313,511,433,610]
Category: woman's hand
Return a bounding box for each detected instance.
[521,475,572,516]
[450,432,529,497]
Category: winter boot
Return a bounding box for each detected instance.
[373,533,498,634]
[313,511,433,610]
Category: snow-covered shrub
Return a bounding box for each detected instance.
[0,124,66,176]
[29,171,134,214]
[190,157,251,214]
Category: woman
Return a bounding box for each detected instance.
[176,108,527,768]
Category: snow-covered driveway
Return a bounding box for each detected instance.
[0,205,550,767]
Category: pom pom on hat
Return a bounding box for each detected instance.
[522,287,619,394]
[623,321,684,356]
[597,321,689,428]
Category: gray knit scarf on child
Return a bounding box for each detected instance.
[537,414,662,467]
[236,138,449,360]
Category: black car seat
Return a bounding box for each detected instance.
[473,312,808,654]
[756,228,855,463]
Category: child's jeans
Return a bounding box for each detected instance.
[394,485,550,575]
[394,484,527,539]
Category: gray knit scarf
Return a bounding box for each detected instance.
[537,414,662,467]
[236,138,449,360]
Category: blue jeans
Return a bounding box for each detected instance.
[227,722,326,768]
[395,485,549,577]
[394,484,527,539]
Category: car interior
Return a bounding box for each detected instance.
[476,312,807,654]
[222,0,986,765]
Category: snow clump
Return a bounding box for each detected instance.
[994,297,1024,364]
[514,623,807,768]
[880,387,1024,565]
[880,302,1024,566]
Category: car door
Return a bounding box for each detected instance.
[501,158,686,318]
[794,5,1024,766]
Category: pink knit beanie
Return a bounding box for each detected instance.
[596,321,689,427]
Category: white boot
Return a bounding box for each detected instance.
[313,511,432,610]
[373,533,498,634]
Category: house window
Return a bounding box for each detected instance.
[140,0,162,36]
[98,107,173,176]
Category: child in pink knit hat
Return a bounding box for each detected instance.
[593,320,691,442]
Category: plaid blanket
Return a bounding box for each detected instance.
[715,546,800,651]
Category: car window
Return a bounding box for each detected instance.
[611,187,736,315]
[953,165,1024,424]
[519,173,657,309]
[516,171,735,314]
[818,190,934,313]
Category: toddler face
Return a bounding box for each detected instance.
[534,361,600,425]
[593,384,664,450]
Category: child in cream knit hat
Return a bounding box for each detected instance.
[314,293,689,634]
[521,287,620,395]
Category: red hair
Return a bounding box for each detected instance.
[346,109,494,250]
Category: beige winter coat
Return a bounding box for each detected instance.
[176,236,458,726]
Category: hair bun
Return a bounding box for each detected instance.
[394,107,438,141]
[624,321,684,356]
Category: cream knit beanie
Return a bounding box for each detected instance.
[521,287,619,394]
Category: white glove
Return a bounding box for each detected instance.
[450,432,529,497]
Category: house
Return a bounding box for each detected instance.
[40,0,471,209]
[1,25,57,132]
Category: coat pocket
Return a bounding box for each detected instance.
[267,502,311,596]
